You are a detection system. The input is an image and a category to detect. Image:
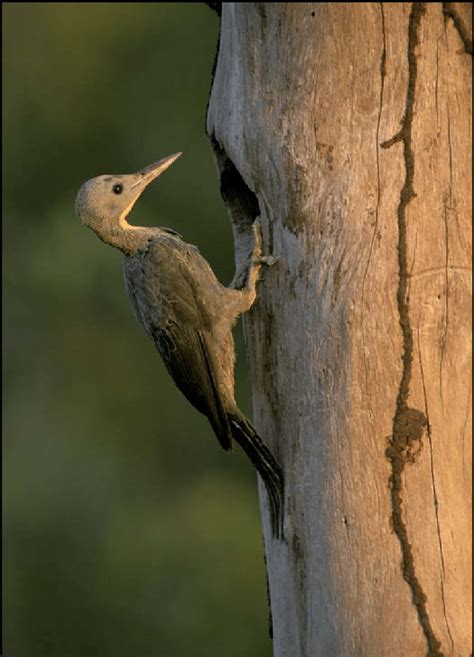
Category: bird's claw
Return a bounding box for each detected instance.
[252,219,262,256]
[253,254,280,267]
[252,220,279,267]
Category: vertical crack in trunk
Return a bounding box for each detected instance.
[439,79,454,407]
[381,4,444,656]
[439,199,450,408]
[442,3,473,54]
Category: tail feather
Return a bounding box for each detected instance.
[228,411,284,539]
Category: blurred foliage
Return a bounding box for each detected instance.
[3,4,271,656]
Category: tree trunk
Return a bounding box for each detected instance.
[206,3,471,657]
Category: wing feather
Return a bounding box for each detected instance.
[124,237,233,451]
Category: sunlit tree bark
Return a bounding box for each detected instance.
[207,3,471,656]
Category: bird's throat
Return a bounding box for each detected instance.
[94,221,152,255]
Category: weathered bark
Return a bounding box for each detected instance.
[207,3,471,657]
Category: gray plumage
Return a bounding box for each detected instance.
[75,154,283,537]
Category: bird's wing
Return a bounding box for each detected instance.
[132,238,233,451]
[155,321,233,451]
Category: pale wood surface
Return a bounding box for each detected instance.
[207,4,471,656]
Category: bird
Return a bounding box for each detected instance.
[75,153,284,538]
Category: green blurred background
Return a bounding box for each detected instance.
[3,4,271,656]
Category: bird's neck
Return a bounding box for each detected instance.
[97,218,156,255]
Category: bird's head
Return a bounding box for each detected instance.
[75,153,182,237]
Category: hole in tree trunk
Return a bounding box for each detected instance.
[209,135,261,272]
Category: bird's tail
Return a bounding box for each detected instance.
[228,411,284,539]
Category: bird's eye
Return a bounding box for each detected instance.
[113,183,123,195]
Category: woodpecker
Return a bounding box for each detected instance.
[75,154,284,537]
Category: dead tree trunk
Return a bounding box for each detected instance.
[206,3,471,656]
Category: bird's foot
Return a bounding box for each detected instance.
[253,254,280,267]
[251,219,279,267]
[251,218,263,260]
[230,220,279,291]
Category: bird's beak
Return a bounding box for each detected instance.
[132,152,182,189]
